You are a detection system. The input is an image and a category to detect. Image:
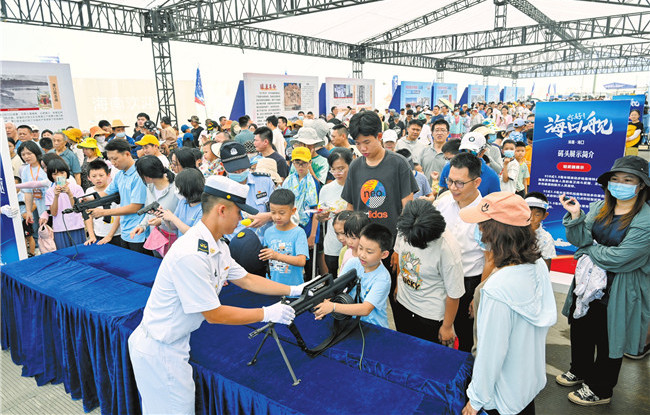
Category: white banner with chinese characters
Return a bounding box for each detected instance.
[529,100,629,254]
[0,61,78,131]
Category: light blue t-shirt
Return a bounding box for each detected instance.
[105,163,147,243]
[173,201,203,236]
[264,225,309,286]
[340,257,391,328]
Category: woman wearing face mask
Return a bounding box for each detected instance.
[460,192,556,415]
[90,126,108,152]
[315,148,352,277]
[131,156,178,257]
[557,156,650,407]
[155,168,204,237]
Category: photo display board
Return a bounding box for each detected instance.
[243,73,319,122]
[1,61,78,130]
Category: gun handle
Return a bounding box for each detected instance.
[82,211,90,221]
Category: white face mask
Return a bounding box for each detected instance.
[95,135,106,142]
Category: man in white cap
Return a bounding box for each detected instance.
[381,129,398,152]
[129,175,307,415]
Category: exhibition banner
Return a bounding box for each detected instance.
[433,83,457,107]
[325,77,375,113]
[502,86,517,102]
[485,85,499,103]
[467,85,486,105]
[612,94,646,113]
[0,61,78,131]
[529,100,629,254]
[242,73,319,122]
[0,119,27,265]
[399,81,432,109]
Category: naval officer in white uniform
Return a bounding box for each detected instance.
[128,175,306,414]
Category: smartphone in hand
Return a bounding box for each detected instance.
[563,196,576,205]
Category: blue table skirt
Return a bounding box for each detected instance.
[1,244,473,414]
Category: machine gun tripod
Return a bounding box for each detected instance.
[247,319,301,386]
[247,270,360,386]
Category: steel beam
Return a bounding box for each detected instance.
[0,0,147,35]
[574,0,650,6]
[453,42,650,68]
[507,0,589,52]
[494,0,507,30]
[374,11,650,55]
[159,0,383,33]
[518,58,650,77]
[362,0,486,44]
[151,38,178,125]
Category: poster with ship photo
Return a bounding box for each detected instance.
[0,61,78,131]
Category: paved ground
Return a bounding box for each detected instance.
[1,291,648,414]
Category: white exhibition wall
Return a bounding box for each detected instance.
[2,22,648,129]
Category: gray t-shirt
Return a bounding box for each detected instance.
[342,150,419,239]
[394,231,466,321]
[420,146,446,186]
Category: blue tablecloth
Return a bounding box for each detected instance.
[1,244,473,414]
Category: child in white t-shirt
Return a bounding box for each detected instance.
[84,159,121,246]
[525,191,556,270]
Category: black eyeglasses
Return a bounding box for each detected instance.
[445,177,477,189]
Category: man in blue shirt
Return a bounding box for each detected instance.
[438,132,501,197]
[89,138,148,253]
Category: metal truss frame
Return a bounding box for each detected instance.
[374,11,650,55]
[1,0,648,119]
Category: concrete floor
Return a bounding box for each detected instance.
[1,291,648,414]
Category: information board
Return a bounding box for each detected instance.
[243,73,319,122]
[529,100,629,254]
[325,77,375,113]
[0,61,78,131]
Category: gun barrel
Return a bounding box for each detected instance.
[248,323,273,339]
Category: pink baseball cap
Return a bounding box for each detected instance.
[459,191,531,227]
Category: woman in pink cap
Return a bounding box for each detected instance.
[460,192,557,415]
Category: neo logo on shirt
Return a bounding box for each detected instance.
[360,179,386,209]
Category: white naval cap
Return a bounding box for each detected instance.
[204,175,259,215]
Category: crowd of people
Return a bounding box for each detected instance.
[3,97,649,415]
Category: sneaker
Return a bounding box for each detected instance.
[556,370,583,387]
[624,344,650,360]
[568,384,611,406]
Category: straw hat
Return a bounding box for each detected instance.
[255,157,283,184]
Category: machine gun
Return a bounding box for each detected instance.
[62,192,120,222]
[137,201,160,216]
[247,270,360,386]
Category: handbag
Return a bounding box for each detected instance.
[143,226,177,257]
[37,224,57,253]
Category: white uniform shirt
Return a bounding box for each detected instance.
[435,193,485,277]
[140,221,247,345]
